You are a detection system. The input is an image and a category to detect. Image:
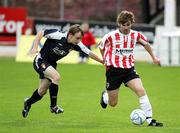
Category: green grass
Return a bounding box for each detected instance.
[0,57,180,133]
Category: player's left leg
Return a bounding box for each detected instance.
[44,66,64,114]
[126,78,163,127]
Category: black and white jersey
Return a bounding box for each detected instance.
[39,29,91,65]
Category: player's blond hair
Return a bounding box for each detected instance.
[117,10,135,25]
[68,24,84,36]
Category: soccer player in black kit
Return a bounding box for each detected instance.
[22,24,104,118]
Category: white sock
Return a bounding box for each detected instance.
[103,91,109,104]
[83,58,87,62]
[139,95,152,124]
[78,57,83,62]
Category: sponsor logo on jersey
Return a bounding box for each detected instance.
[58,43,63,46]
[53,47,67,56]
[115,48,133,56]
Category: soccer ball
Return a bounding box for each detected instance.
[130,109,146,125]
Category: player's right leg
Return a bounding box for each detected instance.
[100,66,121,109]
[100,89,119,109]
[22,78,50,118]
[44,66,64,114]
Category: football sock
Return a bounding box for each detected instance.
[49,83,59,107]
[139,95,152,124]
[27,89,42,106]
[103,90,109,104]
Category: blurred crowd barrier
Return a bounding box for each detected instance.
[1,7,156,62]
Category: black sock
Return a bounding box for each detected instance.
[49,83,59,107]
[27,89,42,106]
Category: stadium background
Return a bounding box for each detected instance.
[1,0,180,64]
[0,0,180,133]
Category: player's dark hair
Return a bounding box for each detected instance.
[68,24,84,36]
[117,10,135,26]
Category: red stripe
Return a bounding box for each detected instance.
[115,55,120,67]
[130,33,135,48]
[137,32,148,45]
[108,36,113,65]
[132,56,135,64]
[122,56,127,68]
[115,44,120,48]
[129,54,135,67]
[140,33,148,42]
[104,39,109,63]
[115,44,120,67]
[129,55,132,67]
[115,33,120,41]
[137,32,141,40]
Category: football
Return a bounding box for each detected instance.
[130,109,146,125]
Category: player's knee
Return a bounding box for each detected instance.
[38,89,47,96]
[52,75,61,83]
[109,100,118,107]
[137,88,146,97]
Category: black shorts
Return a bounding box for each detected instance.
[33,54,56,79]
[106,66,140,91]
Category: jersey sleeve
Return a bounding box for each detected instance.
[43,29,66,40]
[98,34,109,50]
[76,42,91,55]
[137,32,148,45]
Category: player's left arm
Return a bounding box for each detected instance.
[138,38,160,65]
[77,42,104,64]
[89,51,104,64]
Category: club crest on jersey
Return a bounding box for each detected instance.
[106,82,110,88]
[41,63,46,69]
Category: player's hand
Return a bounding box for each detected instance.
[102,60,105,65]
[27,48,38,57]
[152,57,160,66]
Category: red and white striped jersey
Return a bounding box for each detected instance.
[99,29,148,68]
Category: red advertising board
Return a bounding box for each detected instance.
[0,7,27,46]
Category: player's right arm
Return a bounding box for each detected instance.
[28,31,43,55]
[98,34,109,59]
[28,29,65,56]
[99,48,104,58]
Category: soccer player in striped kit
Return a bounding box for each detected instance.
[99,11,163,127]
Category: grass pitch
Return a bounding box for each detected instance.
[0,57,180,133]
